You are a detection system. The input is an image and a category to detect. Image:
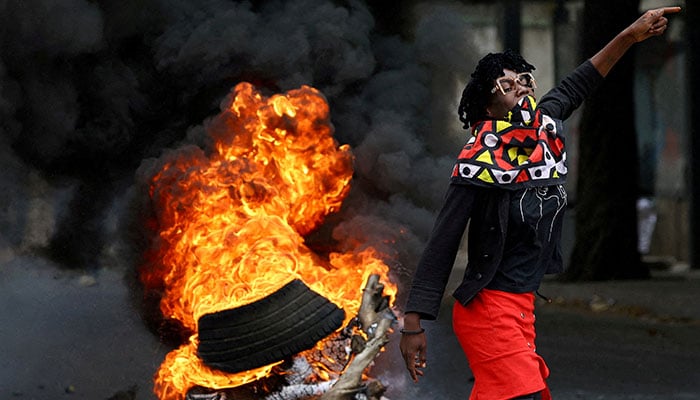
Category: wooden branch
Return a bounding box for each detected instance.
[319,274,396,400]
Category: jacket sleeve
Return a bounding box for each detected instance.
[403,183,477,320]
[538,59,604,121]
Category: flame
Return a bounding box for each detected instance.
[141,82,396,399]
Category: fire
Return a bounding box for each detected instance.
[140,82,396,399]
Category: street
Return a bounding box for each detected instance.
[1,258,699,399]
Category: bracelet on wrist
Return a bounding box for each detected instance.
[399,327,425,335]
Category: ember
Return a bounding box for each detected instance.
[140,82,397,399]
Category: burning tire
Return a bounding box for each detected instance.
[197,279,346,373]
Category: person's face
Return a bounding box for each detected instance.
[486,68,537,119]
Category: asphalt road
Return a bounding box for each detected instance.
[2,257,699,400]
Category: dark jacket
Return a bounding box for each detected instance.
[405,60,603,320]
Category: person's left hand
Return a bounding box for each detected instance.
[625,6,681,43]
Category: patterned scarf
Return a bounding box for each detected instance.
[451,96,567,189]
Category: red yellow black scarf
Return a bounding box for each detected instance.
[451,96,566,189]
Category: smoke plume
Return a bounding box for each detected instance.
[0,0,480,305]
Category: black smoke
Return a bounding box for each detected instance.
[0,0,480,304]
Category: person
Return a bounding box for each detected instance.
[399,6,681,400]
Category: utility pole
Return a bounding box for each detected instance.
[686,3,700,269]
[503,0,521,52]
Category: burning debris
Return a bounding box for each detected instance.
[196,279,346,374]
[185,274,395,400]
[139,82,397,399]
[319,274,395,400]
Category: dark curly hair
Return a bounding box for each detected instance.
[457,49,536,129]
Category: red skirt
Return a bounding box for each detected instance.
[452,289,552,400]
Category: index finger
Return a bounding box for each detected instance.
[658,6,681,16]
[407,360,419,382]
[403,351,419,381]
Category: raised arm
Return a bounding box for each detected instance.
[590,6,681,77]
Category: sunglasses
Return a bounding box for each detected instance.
[490,72,537,95]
